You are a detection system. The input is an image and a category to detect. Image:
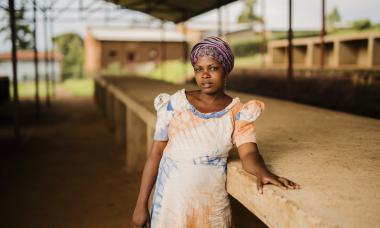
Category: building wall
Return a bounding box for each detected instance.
[84,29,188,75]
[99,41,186,69]
[0,61,61,82]
[84,31,102,74]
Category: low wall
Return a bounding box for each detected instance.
[94,76,380,228]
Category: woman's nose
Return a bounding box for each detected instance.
[202,70,211,78]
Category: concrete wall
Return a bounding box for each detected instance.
[0,60,61,82]
[268,32,380,69]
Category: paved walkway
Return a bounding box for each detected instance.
[0,94,140,228]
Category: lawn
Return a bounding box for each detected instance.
[10,78,94,98]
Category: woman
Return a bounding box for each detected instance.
[132,37,300,228]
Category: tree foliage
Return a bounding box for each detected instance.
[352,19,372,30]
[53,33,84,80]
[0,0,33,49]
[326,6,341,30]
[238,0,261,24]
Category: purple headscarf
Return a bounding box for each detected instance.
[190,36,234,74]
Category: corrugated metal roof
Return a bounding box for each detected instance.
[88,27,187,42]
[105,0,238,23]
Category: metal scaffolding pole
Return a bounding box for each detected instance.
[161,21,166,80]
[287,0,294,101]
[260,0,266,67]
[33,0,40,120]
[217,6,222,37]
[50,17,56,98]
[43,10,51,106]
[9,0,20,143]
[320,0,326,69]
[182,22,188,79]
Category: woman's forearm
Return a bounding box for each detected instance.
[238,143,271,176]
[135,141,166,207]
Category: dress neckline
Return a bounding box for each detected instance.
[181,89,239,119]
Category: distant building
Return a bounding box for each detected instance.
[268,31,380,69]
[84,27,188,74]
[0,50,62,82]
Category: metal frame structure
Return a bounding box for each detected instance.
[3,0,327,142]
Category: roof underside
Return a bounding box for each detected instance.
[105,0,238,23]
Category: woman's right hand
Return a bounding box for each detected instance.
[131,204,150,228]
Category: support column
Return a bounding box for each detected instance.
[9,0,20,143]
[105,90,115,131]
[43,9,50,107]
[114,99,126,147]
[33,0,40,120]
[287,0,294,101]
[126,109,147,172]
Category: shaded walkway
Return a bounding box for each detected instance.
[0,94,140,228]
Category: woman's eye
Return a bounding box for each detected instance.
[210,67,218,71]
[194,68,202,72]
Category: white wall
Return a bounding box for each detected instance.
[0,60,61,82]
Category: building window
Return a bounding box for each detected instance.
[109,50,117,58]
[127,52,135,62]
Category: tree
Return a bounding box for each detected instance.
[0,0,33,49]
[53,33,84,80]
[352,19,372,30]
[238,0,262,26]
[326,6,341,31]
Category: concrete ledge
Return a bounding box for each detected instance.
[94,76,380,228]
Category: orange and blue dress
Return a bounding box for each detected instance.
[150,89,264,228]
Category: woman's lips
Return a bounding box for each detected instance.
[201,82,212,88]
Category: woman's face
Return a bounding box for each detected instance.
[193,56,226,95]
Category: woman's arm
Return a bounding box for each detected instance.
[237,142,301,194]
[132,140,167,228]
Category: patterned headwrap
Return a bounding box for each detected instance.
[190,36,234,74]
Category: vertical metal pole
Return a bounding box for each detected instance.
[9,0,20,143]
[160,21,166,80]
[182,22,188,79]
[217,6,222,37]
[287,0,294,100]
[320,0,325,69]
[43,10,50,106]
[50,17,56,98]
[33,0,40,120]
[260,0,266,67]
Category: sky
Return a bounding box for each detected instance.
[0,0,380,52]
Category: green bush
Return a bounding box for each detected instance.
[232,40,261,57]
[352,19,372,30]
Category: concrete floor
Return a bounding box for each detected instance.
[0,94,141,228]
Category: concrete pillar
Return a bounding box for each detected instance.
[368,36,374,67]
[105,90,115,131]
[114,99,126,147]
[126,109,147,172]
[305,42,313,67]
[332,40,340,67]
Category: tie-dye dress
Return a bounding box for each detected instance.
[150,89,264,228]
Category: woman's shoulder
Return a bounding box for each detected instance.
[232,98,265,122]
[154,89,187,111]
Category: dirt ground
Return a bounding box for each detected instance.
[0,92,141,228]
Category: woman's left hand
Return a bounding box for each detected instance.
[255,172,301,194]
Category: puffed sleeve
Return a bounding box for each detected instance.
[153,93,174,141]
[232,100,265,147]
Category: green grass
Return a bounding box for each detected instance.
[10,78,94,98]
[235,55,261,68]
[62,78,93,96]
[148,60,193,84]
